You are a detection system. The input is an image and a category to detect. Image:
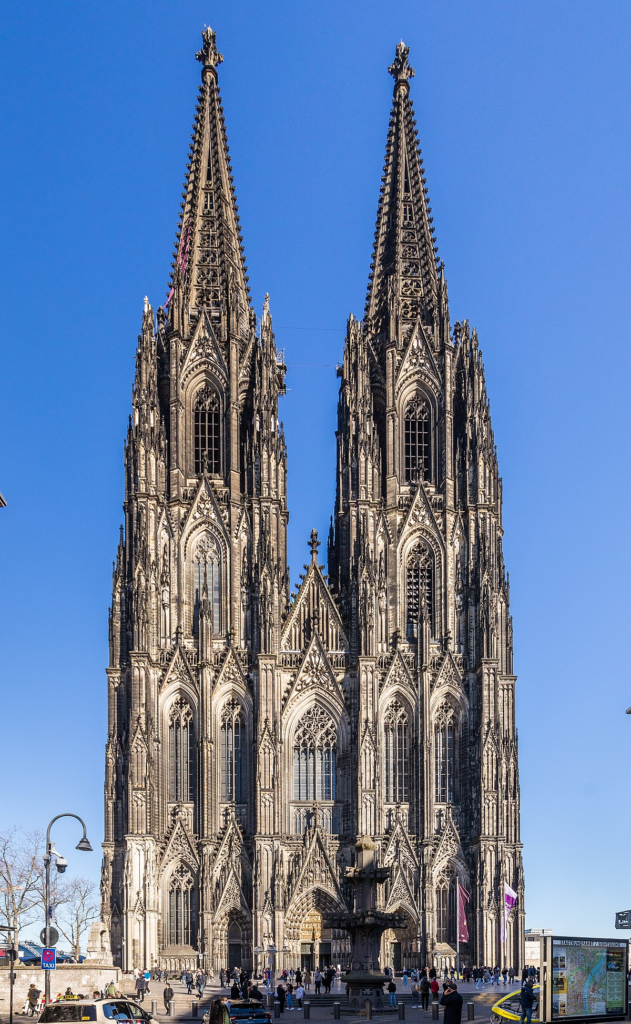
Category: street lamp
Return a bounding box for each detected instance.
[43,814,92,1006]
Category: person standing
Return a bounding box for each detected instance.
[520,980,536,1024]
[508,967,516,984]
[198,971,207,999]
[411,981,419,1008]
[314,970,322,995]
[430,978,440,1002]
[286,983,294,1010]
[164,983,174,1013]
[276,982,286,1014]
[304,970,312,992]
[387,979,397,1008]
[440,983,463,1024]
[420,976,430,1011]
[27,985,41,1017]
[295,984,304,1009]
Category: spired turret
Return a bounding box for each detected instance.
[103,31,523,976]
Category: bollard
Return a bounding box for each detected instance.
[192,1001,198,1018]
[168,1000,175,1018]
[364,998,373,1020]
[399,1002,406,1020]
[334,1002,341,1020]
[467,1003,475,1021]
[274,1001,281,1019]
[303,1002,311,1019]
[267,994,275,1009]
[151,1001,157,1018]
[432,1001,439,1021]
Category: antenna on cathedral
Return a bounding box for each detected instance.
[196,25,224,71]
[388,41,415,90]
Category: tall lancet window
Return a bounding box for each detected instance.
[168,697,195,802]
[221,699,247,803]
[434,703,456,804]
[168,864,196,946]
[193,535,221,636]
[404,395,431,483]
[293,706,337,803]
[407,544,434,640]
[384,700,409,803]
[194,386,220,475]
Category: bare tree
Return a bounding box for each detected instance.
[56,877,99,961]
[0,829,43,950]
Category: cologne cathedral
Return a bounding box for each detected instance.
[103,27,524,975]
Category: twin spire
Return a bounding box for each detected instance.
[168,30,440,347]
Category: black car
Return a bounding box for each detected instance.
[204,999,271,1024]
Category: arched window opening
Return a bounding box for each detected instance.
[194,386,220,475]
[407,545,434,640]
[293,706,337,804]
[221,699,247,803]
[435,876,457,945]
[384,701,409,803]
[404,395,431,483]
[193,535,221,636]
[434,704,457,804]
[168,864,196,947]
[168,697,195,802]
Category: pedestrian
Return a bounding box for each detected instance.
[198,972,207,998]
[106,981,117,998]
[295,969,302,986]
[527,967,536,982]
[286,983,294,1010]
[186,971,194,995]
[231,981,240,1000]
[27,985,41,1017]
[440,983,463,1024]
[314,970,322,995]
[295,984,304,1009]
[430,978,440,1002]
[164,984,174,1013]
[420,976,430,1011]
[387,979,397,1008]
[135,975,147,1003]
[403,970,409,987]
[520,980,536,1024]
[251,984,263,1000]
[411,982,420,1008]
[502,967,508,985]
[508,967,516,984]
[277,982,286,1014]
[304,970,312,992]
[521,967,528,983]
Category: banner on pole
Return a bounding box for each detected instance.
[501,883,517,943]
[458,882,470,944]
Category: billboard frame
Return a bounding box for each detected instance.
[540,935,628,1024]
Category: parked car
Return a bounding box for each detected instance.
[203,999,271,1024]
[39,999,154,1023]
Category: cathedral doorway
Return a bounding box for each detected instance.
[391,942,402,972]
[228,921,242,970]
[300,908,321,970]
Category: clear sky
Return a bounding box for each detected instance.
[1,0,630,942]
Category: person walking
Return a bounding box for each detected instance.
[508,967,516,984]
[502,968,508,985]
[440,983,463,1024]
[197,972,207,999]
[520,980,536,1024]
[411,981,420,1009]
[135,975,147,1003]
[387,979,397,1008]
[420,976,430,1011]
[163,984,174,1013]
[295,984,304,1009]
[27,985,41,1017]
[430,978,440,1002]
[276,982,286,1014]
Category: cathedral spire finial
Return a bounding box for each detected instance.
[309,529,321,564]
[196,26,224,72]
[388,41,415,92]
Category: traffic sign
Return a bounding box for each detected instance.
[615,910,631,929]
[40,927,59,947]
[42,947,56,970]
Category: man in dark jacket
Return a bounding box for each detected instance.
[520,981,536,1024]
[163,984,174,1012]
[440,983,463,1024]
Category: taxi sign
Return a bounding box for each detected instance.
[42,947,56,970]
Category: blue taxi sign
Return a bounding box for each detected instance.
[42,947,56,970]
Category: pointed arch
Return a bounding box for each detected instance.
[406,541,434,640]
[404,392,432,483]
[167,695,195,803]
[220,697,247,803]
[166,861,197,947]
[194,383,220,475]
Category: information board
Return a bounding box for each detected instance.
[543,937,628,1021]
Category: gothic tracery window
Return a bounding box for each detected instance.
[404,395,431,483]
[221,699,247,803]
[406,544,434,640]
[168,697,195,803]
[194,385,220,475]
[168,864,196,947]
[193,535,221,635]
[293,706,337,804]
[384,701,409,803]
[434,703,457,804]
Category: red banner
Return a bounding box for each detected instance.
[458,881,470,944]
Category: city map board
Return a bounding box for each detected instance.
[551,938,627,1020]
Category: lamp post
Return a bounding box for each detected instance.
[254,936,290,985]
[43,814,92,1006]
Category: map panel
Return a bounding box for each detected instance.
[551,940,626,1019]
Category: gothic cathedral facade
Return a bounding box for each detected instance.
[103,28,524,974]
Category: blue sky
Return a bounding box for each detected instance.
[1,0,630,941]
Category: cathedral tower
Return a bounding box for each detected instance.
[103,30,523,974]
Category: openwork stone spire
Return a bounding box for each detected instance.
[365,41,439,340]
[168,26,251,341]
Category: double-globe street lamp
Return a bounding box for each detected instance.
[43,814,92,1006]
[253,935,290,984]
